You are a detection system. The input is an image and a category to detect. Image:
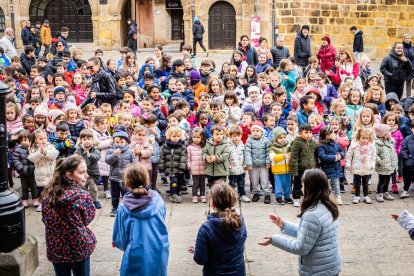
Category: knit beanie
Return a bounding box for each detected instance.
[273,127,287,140]
[374,123,390,138]
[53,86,65,96]
[251,121,265,133]
[247,86,260,95]
[113,131,129,143]
[190,70,201,86]
[242,104,255,114]
[48,109,65,122]
[360,54,371,67]
[34,104,49,117]
[171,92,184,101]
[322,36,331,44]
[301,25,310,31]
[64,102,78,114]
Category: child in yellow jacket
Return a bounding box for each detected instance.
[269,127,293,205]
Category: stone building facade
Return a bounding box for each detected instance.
[0,0,413,58]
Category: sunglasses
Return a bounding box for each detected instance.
[87,66,93,70]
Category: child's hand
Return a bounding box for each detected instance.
[258,237,272,246]
[135,148,141,155]
[188,245,195,254]
[269,214,285,229]
[391,214,399,221]
[336,153,342,161]
[346,167,352,173]
[284,153,289,160]
[114,149,122,156]
[324,70,331,76]
[110,138,114,143]
[90,92,96,99]
[246,166,253,171]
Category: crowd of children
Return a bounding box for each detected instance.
[3,40,414,217]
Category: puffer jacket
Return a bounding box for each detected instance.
[130,137,153,171]
[255,59,272,73]
[289,136,318,176]
[68,119,85,143]
[380,48,413,84]
[317,141,345,179]
[345,140,375,176]
[192,20,205,39]
[391,128,404,155]
[6,115,23,133]
[279,70,297,100]
[13,145,35,176]
[375,137,398,175]
[401,135,414,170]
[148,126,161,164]
[90,68,117,107]
[105,144,136,182]
[91,128,111,176]
[353,31,364,53]
[270,46,290,69]
[269,143,291,175]
[27,145,59,187]
[187,143,205,176]
[159,140,187,175]
[40,25,52,45]
[20,53,35,76]
[228,142,245,175]
[272,202,341,276]
[244,135,271,168]
[222,105,241,127]
[403,41,414,80]
[317,43,337,72]
[237,42,258,66]
[75,147,101,176]
[294,32,311,66]
[202,138,231,177]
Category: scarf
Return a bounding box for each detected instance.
[54,100,65,109]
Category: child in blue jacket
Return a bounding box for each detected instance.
[112,163,169,276]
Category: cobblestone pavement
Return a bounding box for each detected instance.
[16,176,413,276]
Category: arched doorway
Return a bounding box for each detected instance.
[208,1,236,49]
[29,0,93,42]
[121,0,132,47]
[0,7,5,33]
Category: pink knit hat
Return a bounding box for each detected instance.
[251,121,265,133]
[48,109,65,122]
[34,104,49,117]
[374,123,390,138]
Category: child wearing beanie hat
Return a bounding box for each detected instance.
[34,104,49,129]
[244,120,272,204]
[242,86,262,114]
[47,109,65,133]
[49,86,66,110]
[375,123,398,202]
[64,102,85,143]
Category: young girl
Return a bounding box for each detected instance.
[123,89,142,117]
[46,109,64,135]
[291,77,307,111]
[258,91,275,120]
[81,103,96,129]
[329,116,350,191]
[329,99,351,132]
[28,129,59,212]
[279,58,297,100]
[219,62,230,80]
[364,86,386,117]
[346,89,364,138]
[6,102,23,133]
[222,91,241,127]
[244,65,257,86]
[286,115,299,144]
[223,75,245,103]
[317,126,345,205]
[337,84,351,102]
[187,128,207,203]
[112,164,169,276]
[269,73,282,92]
[383,112,404,194]
[189,182,247,275]
[64,102,85,143]
[175,78,195,109]
[242,86,262,115]
[374,123,398,202]
[196,93,211,114]
[71,72,87,103]
[230,49,248,75]
[363,74,383,91]
[130,125,153,175]
[346,128,376,204]
[41,156,96,275]
[206,78,225,103]
[308,114,325,143]
[34,104,49,130]
[353,107,375,140]
[122,52,139,80]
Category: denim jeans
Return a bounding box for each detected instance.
[53,256,90,276]
[274,174,292,199]
[229,174,246,197]
[329,178,340,196]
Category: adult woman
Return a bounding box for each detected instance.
[153,44,163,68]
[237,35,258,66]
[317,36,337,73]
[87,56,117,107]
[380,42,413,99]
[339,48,364,95]
[403,34,414,97]
[294,25,312,69]
[230,50,249,76]
[41,156,96,276]
[256,37,273,61]
[259,169,341,276]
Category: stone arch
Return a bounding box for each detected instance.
[208,1,236,49]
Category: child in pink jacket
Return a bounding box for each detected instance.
[130,125,153,173]
[187,128,206,203]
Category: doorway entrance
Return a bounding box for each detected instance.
[208,1,236,49]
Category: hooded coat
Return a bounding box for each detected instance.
[380,48,413,84]
[269,127,291,174]
[375,137,398,175]
[193,20,205,39]
[317,41,337,72]
[28,144,59,187]
[294,31,311,66]
[317,140,345,179]
[403,41,414,80]
[112,191,169,276]
[345,140,376,176]
[353,30,364,53]
[237,42,258,66]
[193,213,247,276]
[105,144,137,182]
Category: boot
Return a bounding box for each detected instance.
[264,195,271,204]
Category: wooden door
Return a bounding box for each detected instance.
[171,9,184,40]
[208,1,236,49]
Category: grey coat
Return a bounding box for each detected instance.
[244,136,271,168]
[105,145,136,182]
[13,145,35,176]
[272,202,341,276]
[75,147,101,177]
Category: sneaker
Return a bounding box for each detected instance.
[94,201,102,209]
[391,184,399,194]
[36,204,42,212]
[186,179,193,187]
[104,190,111,199]
[110,208,117,217]
[397,176,403,183]
[376,193,384,202]
[161,177,169,186]
[351,186,355,194]
[240,195,251,203]
[342,178,349,185]
[340,184,345,193]
[264,195,271,204]
[336,196,344,206]
[400,191,410,198]
[383,192,394,200]
[284,198,294,204]
[363,196,372,204]
[275,197,284,205]
[192,196,198,203]
[352,196,360,204]
[293,199,300,207]
[22,200,28,207]
[200,196,207,203]
[170,194,182,203]
[252,194,260,202]
[32,199,40,207]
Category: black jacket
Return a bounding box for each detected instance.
[192,20,204,39]
[353,31,364,53]
[21,27,31,46]
[270,46,290,69]
[401,135,414,170]
[294,32,311,66]
[90,68,117,106]
[20,53,36,76]
[41,65,55,80]
[27,31,41,48]
[380,49,413,83]
[13,145,35,176]
[237,42,258,66]
[403,42,414,80]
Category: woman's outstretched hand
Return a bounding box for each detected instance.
[269,214,285,229]
[391,214,399,221]
[258,237,272,246]
[188,245,195,254]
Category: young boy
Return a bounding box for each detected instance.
[274,87,292,117]
[105,131,136,216]
[95,48,103,58]
[116,47,131,69]
[116,112,134,137]
[400,121,414,199]
[228,126,251,202]
[289,123,318,207]
[297,95,316,126]
[202,124,231,186]
[241,111,255,144]
[50,121,75,158]
[270,103,287,130]
[170,59,185,79]
[269,127,293,205]
[392,104,412,137]
[115,72,127,101]
[56,62,73,85]
[257,72,269,91]
[244,121,272,204]
[263,113,276,141]
[75,129,102,209]
[141,97,167,133]
[159,127,187,203]
[199,60,212,85]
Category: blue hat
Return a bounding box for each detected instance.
[113,131,129,143]
[243,104,255,114]
[53,86,65,96]
[171,92,184,101]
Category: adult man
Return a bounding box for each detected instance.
[40,19,52,57]
[350,26,364,60]
[21,21,31,46]
[270,36,290,69]
[294,25,311,69]
[192,17,208,57]
[20,45,36,76]
[34,22,42,58]
[59,27,69,52]
[127,18,137,53]
[0,28,17,60]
